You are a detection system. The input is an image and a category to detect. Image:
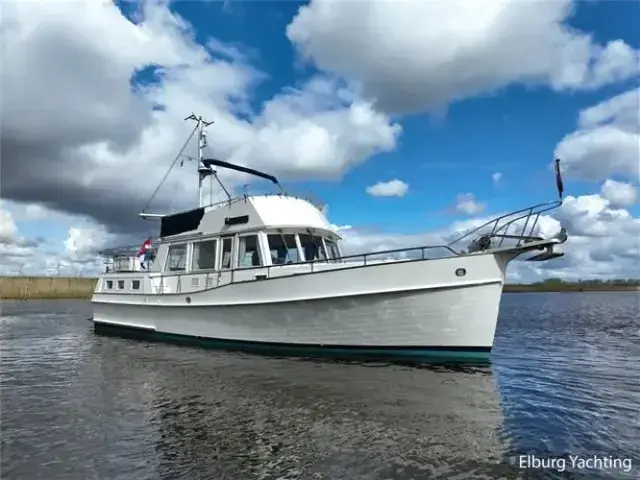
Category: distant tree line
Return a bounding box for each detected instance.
[504,278,640,292]
[534,278,640,286]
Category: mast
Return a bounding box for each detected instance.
[185,114,214,208]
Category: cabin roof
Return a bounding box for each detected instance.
[158,194,340,240]
[248,195,333,232]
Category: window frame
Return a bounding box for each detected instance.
[191,238,218,271]
[165,243,188,272]
[298,233,328,262]
[236,233,263,268]
[219,236,235,270]
[266,232,301,265]
[324,238,341,261]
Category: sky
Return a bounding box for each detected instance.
[1,0,639,282]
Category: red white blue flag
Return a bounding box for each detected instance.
[139,238,152,269]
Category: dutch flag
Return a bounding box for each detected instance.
[139,238,152,270]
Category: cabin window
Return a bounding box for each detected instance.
[117,280,125,290]
[166,244,187,272]
[325,239,341,260]
[237,235,262,267]
[267,234,300,265]
[298,234,327,261]
[192,239,217,270]
[220,237,234,269]
[131,280,140,290]
[106,280,113,289]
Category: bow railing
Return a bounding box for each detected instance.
[447,200,563,253]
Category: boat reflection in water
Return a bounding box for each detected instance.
[146,354,517,480]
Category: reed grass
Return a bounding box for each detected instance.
[0,276,637,300]
[0,276,98,300]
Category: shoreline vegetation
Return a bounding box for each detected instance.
[0,276,638,301]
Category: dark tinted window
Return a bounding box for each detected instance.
[298,234,327,261]
[267,234,300,264]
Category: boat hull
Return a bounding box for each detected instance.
[94,321,491,362]
[92,258,507,363]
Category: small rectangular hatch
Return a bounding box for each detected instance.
[224,215,249,226]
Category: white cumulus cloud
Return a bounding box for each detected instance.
[287,0,640,114]
[600,179,638,209]
[455,193,486,215]
[555,88,640,182]
[366,179,409,197]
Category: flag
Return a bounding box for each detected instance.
[139,238,152,270]
[554,158,564,200]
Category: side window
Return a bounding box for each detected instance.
[166,244,187,271]
[220,237,233,269]
[192,239,217,270]
[237,235,262,267]
[131,280,140,290]
[117,280,125,290]
[106,280,113,289]
[267,234,300,264]
[325,239,341,260]
[298,234,327,261]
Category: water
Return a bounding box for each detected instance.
[1,292,638,480]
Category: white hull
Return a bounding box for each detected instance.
[92,252,513,361]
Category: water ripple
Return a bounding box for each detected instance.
[1,293,639,479]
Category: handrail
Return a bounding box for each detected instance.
[447,200,562,248]
[100,200,562,275]
[99,243,460,276]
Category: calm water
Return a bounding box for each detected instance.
[1,293,638,480]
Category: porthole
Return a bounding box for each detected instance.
[185,296,192,304]
[455,268,466,277]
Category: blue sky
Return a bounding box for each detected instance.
[2,0,639,279]
[126,0,639,234]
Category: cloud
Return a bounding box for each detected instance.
[1,1,637,284]
[555,88,640,182]
[335,183,638,282]
[365,179,409,197]
[600,179,638,209]
[287,0,639,114]
[0,207,46,275]
[1,0,400,237]
[0,199,140,276]
[0,204,40,250]
[64,225,111,264]
[492,172,503,186]
[455,193,486,215]
[554,193,639,238]
[0,209,19,245]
